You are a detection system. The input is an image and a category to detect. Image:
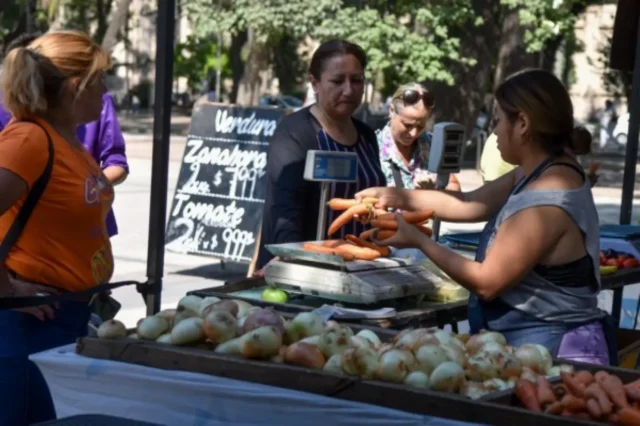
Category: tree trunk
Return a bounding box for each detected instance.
[492,9,537,91]
[236,29,269,106]
[100,0,130,53]
[229,30,248,104]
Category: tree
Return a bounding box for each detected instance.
[174,35,231,94]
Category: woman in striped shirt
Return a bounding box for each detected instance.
[256,40,386,269]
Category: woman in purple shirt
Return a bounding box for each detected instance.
[0,34,129,237]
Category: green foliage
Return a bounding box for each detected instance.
[500,0,593,53]
[594,35,632,105]
[174,35,231,93]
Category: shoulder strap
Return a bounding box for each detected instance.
[0,119,54,264]
[390,162,405,188]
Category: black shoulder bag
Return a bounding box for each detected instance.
[0,121,136,313]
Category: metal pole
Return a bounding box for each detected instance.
[145,0,176,316]
[316,183,330,241]
[432,173,450,242]
[619,20,640,225]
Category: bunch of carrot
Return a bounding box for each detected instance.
[302,235,390,261]
[326,197,434,242]
[515,370,640,425]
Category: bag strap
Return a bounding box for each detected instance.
[0,119,54,264]
[390,162,405,189]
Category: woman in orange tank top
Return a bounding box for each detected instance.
[0,31,113,425]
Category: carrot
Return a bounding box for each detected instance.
[561,394,587,412]
[617,407,640,426]
[335,244,381,261]
[515,379,542,412]
[536,376,556,408]
[606,412,620,424]
[598,374,629,409]
[584,382,613,415]
[377,210,434,224]
[586,398,602,419]
[544,400,563,415]
[327,203,372,236]
[553,384,568,400]
[327,197,378,211]
[574,370,595,387]
[625,379,640,390]
[301,242,356,261]
[561,372,586,397]
[625,385,640,403]
[370,219,399,230]
[322,240,347,248]
[345,234,391,257]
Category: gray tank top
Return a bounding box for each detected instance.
[487,181,604,324]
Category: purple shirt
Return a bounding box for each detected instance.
[0,93,128,237]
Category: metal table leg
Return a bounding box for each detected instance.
[612,288,624,327]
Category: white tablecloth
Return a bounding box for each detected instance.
[31,345,480,426]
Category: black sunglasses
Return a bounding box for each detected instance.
[402,89,435,109]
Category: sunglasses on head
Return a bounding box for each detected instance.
[402,89,435,109]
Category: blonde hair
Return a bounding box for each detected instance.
[495,68,591,156]
[0,30,110,120]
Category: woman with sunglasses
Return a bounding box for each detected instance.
[377,83,460,192]
[356,69,615,365]
[256,40,386,270]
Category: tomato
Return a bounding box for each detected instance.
[623,258,640,269]
[606,258,622,268]
[261,287,288,303]
[618,255,630,263]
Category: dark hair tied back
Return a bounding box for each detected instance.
[309,40,367,80]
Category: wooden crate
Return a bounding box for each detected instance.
[76,337,599,426]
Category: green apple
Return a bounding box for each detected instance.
[261,287,288,303]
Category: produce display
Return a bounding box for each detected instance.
[599,250,639,275]
[97,295,575,401]
[301,237,389,261]
[514,369,640,425]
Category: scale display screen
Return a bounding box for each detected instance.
[304,150,358,182]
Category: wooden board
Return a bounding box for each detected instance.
[76,337,598,426]
[188,277,468,330]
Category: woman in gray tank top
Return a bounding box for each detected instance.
[356,69,615,365]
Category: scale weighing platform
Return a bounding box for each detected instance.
[263,242,454,304]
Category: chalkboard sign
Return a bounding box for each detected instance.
[165,104,285,263]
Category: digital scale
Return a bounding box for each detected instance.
[264,125,467,305]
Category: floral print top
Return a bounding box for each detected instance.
[376,122,436,189]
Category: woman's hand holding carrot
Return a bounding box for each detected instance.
[372,213,432,249]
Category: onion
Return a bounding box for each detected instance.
[378,343,394,356]
[482,378,511,393]
[323,354,344,375]
[465,353,499,381]
[514,344,546,374]
[546,364,574,378]
[465,331,507,355]
[173,306,197,328]
[441,342,466,367]
[203,310,238,343]
[285,312,325,343]
[170,317,205,345]
[351,335,375,351]
[394,329,436,352]
[460,382,491,400]
[202,300,240,318]
[230,299,254,318]
[318,327,353,358]
[198,297,221,317]
[431,329,458,347]
[493,352,522,380]
[155,309,177,326]
[325,320,341,331]
[137,316,170,340]
[534,344,553,373]
[269,346,288,363]
[476,342,507,358]
[97,319,127,339]
[355,329,381,348]
[340,347,379,379]
[242,306,263,319]
[242,308,286,336]
[456,333,471,344]
[283,342,326,369]
[300,335,321,346]
[520,366,537,383]
[404,371,430,389]
[156,333,172,344]
[414,344,449,375]
[215,325,282,359]
[377,349,415,383]
[177,295,203,314]
[429,361,466,393]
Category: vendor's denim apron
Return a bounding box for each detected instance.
[467,159,618,364]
